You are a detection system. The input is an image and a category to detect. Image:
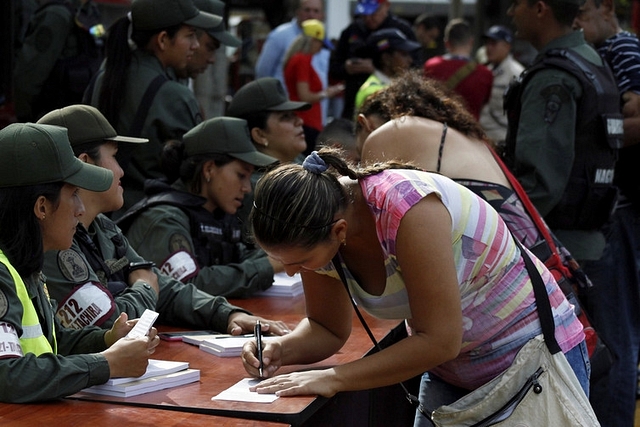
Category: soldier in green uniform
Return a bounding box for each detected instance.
[37,105,290,335]
[85,0,221,216]
[503,0,621,262]
[13,0,104,122]
[226,77,311,242]
[118,117,283,299]
[0,122,159,403]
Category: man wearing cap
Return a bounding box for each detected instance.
[38,106,290,335]
[117,117,283,299]
[424,19,493,120]
[331,0,416,121]
[354,28,421,112]
[255,0,331,124]
[572,1,640,425]
[478,25,524,144]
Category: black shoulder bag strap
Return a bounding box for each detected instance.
[330,240,560,419]
[331,254,427,417]
[514,239,561,354]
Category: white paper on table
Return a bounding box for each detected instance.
[211,378,278,403]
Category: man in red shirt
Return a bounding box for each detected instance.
[424,18,493,120]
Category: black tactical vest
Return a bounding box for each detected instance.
[117,180,243,268]
[503,48,623,230]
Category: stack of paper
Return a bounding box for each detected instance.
[181,333,225,346]
[256,272,303,297]
[199,335,276,358]
[83,359,200,397]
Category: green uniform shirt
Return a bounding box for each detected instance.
[43,214,247,332]
[13,1,74,121]
[87,50,203,211]
[0,264,109,403]
[513,31,606,260]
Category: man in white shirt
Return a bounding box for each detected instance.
[478,25,524,145]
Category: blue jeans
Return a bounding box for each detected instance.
[412,341,590,427]
[580,204,640,427]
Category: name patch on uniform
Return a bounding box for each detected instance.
[0,322,23,358]
[56,282,115,329]
[57,249,90,283]
[160,250,199,283]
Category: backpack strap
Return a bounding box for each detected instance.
[129,74,169,136]
[445,60,478,90]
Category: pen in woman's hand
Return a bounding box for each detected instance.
[255,320,264,378]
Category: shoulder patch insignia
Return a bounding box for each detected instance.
[57,250,90,283]
[0,290,8,319]
[540,84,569,125]
[169,233,192,254]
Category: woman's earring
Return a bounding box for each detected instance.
[40,215,45,221]
[341,239,346,247]
[206,176,211,183]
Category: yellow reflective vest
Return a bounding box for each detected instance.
[0,251,55,355]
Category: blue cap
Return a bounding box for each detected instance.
[355,0,384,16]
[483,25,513,44]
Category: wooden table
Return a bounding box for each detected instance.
[0,295,411,426]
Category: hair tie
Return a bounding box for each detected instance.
[126,12,137,51]
[302,151,328,174]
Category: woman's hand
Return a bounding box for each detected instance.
[104,312,134,347]
[227,312,291,336]
[101,328,160,378]
[242,338,283,379]
[249,369,340,398]
[324,84,345,99]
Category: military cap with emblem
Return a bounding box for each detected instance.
[226,77,311,118]
[37,104,148,148]
[192,0,241,47]
[131,0,222,32]
[183,117,278,167]
[0,123,112,191]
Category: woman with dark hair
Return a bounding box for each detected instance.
[86,0,220,214]
[226,77,312,241]
[0,123,159,403]
[118,117,284,298]
[240,147,589,425]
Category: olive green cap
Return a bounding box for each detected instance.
[226,78,311,118]
[0,123,112,191]
[192,0,241,47]
[37,105,148,147]
[131,0,222,32]
[183,117,278,167]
